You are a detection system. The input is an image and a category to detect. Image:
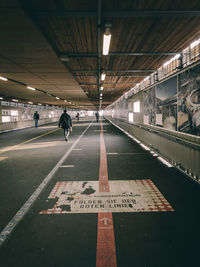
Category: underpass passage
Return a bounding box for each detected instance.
[0,118,199,267]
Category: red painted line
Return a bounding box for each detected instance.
[96,123,117,267]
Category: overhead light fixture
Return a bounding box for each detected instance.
[56,97,60,100]
[27,86,36,91]
[28,102,33,104]
[100,86,104,90]
[0,76,8,81]
[103,24,111,55]
[190,38,200,49]
[144,76,150,81]
[0,97,3,100]
[64,100,67,102]
[174,54,180,60]
[59,55,70,62]
[100,93,102,96]
[38,103,42,106]
[101,73,106,80]
[12,99,18,102]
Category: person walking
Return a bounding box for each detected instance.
[95,111,99,122]
[76,112,80,121]
[58,109,72,141]
[33,111,39,128]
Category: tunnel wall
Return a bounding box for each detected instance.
[105,61,200,183]
[0,102,64,133]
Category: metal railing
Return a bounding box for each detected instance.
[106,117,200,184]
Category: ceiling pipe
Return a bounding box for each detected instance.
[97,0,101,94]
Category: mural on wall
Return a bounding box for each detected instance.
[106,62,200,136]
[143,86,156,125]
[155,76,177,130]
[178,65,200,135]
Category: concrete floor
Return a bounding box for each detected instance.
[0,118,199,267]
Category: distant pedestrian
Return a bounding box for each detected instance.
[95,111,99,122]
[76,112,80,121]
[33,111,39,128]
[58,109,72,141]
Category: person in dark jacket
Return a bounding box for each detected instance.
[95,111,99,122]
[58,109,72,141]
[33,111,39,128]
[76,112,80,121]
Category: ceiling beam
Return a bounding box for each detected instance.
[73,74,148,77]
[105,10,200,17]
[110,52,179,56]
[59,52,179,59]
[35,10,200,18]
[72,69,155,73]
[80,82,137,85]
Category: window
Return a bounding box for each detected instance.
[2,116,11,122]
[11,110,18,116]
[133,101,140,113]
[2,110,10,115]
[128,112,134,122]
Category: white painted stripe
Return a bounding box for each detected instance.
[94,130,107,132]
[107,152,145,155]
[150,151,158,157]
[106,118,173,169]
[72,148,82,151]
[140,143,150,151]
[0,157,7,161]
[0,121,93,246]
[157,156,173,167]
[59,165,74,168]
[106,119,141,144]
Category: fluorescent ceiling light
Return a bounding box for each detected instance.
[28,102,33,104]
[64,100,67,102]
[27,86,36,91]
[103,27,111,56]
[0,97,3,100]
[0,76,8,81]
[174,54,180,59]
[38,103,42,105]
[100,86,104,90]
[163,59,172,67]
[56,97,60,100]
[190,39,200,49]
[144,76,150,81]
[12,99,18,102]
[100,93,102,96]
[101,73,106,80]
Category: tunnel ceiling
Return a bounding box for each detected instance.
[1,0,200,110]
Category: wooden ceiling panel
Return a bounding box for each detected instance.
[1,0,200,109]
